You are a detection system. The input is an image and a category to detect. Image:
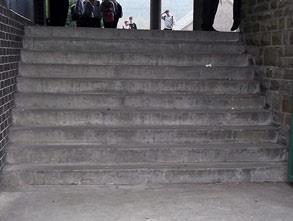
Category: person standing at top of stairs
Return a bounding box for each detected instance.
[112,0,123,28]
[48,0,69,26]
[100,0,116,28]
[161,10,176,31]
[81,0,102,28]
[201,0,219,31]
[231,0,242,31]
[202,0,242,32]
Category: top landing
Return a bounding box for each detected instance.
[24,26,241,43]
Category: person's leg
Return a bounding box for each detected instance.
[48,0,69,26]
[92,18,101,28]
[210,0,219,25]
[231,0,241,31]
[201,0,211,30]
[113,17,119,28]
[60,0,69,26]
[103,20,112,28]
[202,0,219,31]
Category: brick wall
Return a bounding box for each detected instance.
[242,0,293,145]
[0,1,30,171]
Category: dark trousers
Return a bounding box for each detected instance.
[201,0,219,30]
[113,17,120,28]
[103,20,114,28]
[77,18,101,28]
[233,0,242,22]
[48,0,69,26]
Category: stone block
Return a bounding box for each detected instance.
[272,32,283,45]
[263,47,281,66]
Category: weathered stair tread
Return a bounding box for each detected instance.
[25,26,240,42]
[15,91,262,96]
[24,36,243,44]
[17,77,259,94]
[19,64,255,80]
[10,125,277,131]
[7,143,287,165]
[23,37,246,54]
[8,142,286,151]
[13,108,271,127]
[21,50,251,67]
[2,162,286,185]
[15,93,264,110]
[6,162,287,171]
[9,125,278,146]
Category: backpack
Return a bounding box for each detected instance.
[83,1,101,18]
[70,4,79,21]
[92,1,101,18]
[71,0,84,21]
[104,5,115,23]
[114,2,122,18]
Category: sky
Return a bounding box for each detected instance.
[117,0,193,29]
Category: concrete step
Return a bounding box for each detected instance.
[12,109,271,127]
[21,50,252,67]
[25,26,241,42]
[15,93,264,110]
[7,143,287,165]
[1,162,287,186]
[9,126,278,145]
[17,78,260,94]
[23,38,246,54]
[19,64,255,80]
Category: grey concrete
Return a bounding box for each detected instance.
[15,93,264,110]
[12,109,271,127]
[1,184,293,221]
[23,38,246,54]
[18,64,255,80]
[7,143,287,165]
[9,126,278,145]
[4,26,285,187]
[21,50,251,67]
[24,26,240,42]
[17,78,259,94]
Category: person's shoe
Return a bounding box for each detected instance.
[210,26,218,32]
[231,20,240,31]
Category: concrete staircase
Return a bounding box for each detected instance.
[1,26,288,186]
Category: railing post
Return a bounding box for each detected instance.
[150,0,161,30]
[193,0,203,30]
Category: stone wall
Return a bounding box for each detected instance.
[242,0,293,145]
[0,1,30,171]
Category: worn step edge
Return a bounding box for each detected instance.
[8,125,278,145]
[7,143,287,164]
[23,38,246,54]
[4,162,287,171]
[10,125,277,131]
[7,142,286,151]
[1,162,287,186]
[18,64,255,80]
[12,109,271,127]
[21,50,252,67]
[14,93,265,110]
[24,26,240,42]
[16,78,259,94]
[23,36,243,45]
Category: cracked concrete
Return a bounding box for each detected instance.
[1,183,293,221]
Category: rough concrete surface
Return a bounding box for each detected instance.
[0,183,293,221]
